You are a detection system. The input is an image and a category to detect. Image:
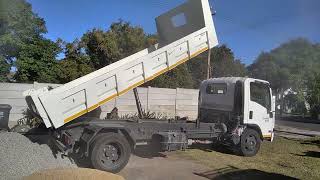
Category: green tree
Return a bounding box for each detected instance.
[248,38,320,115]
[0,0,62,83]
[188,45,247,87]
[146,64,195,89]
[109,21,148,58]
[14,38,61,83]
[57,40,94,83]
[81,21,149,69]
[81,28,120,69]
[307,74,320,118]
[283,92,307,114]
[211,45,247,78]
[0,0,47,69]
[81,20,195,89]
[0,55,10,81]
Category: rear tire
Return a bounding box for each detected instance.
[239,128,261,157]
[90,132,131,173]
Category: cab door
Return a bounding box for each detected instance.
[247,81,274,139]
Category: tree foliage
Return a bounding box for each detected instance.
[188,45,247,87]
[306,74,320,118]
[283,92,307,114]
[56,40,94,83]
[0,0,47,60]
[248,38,320,114]
[211,45,247,78]
[0,0,61,83]
[80,21,196,89]
[14,38,61,83]
[81,21,149,69]
[146,64,195,89]
[0,0,249,88]
[0,55,10,81]
[249,38,320,92]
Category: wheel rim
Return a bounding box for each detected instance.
[100,143,122,166]
[244,134,257,152]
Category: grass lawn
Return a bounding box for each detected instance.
[175,136,320,180]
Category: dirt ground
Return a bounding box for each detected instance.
[24,168,125,180]
[119,135,320,180]
[64,145,212,180]
[4,126,318,180]
[119,153,210,180]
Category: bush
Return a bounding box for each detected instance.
[17,108,42,128]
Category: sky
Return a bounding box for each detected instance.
[27,0,320,64]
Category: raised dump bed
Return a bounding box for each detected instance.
[24,0,218,128]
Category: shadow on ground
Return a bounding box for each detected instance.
[133,145,167,159]
[293,151,320,158]
[188,143,237,156]
[300,139,320,147]
[194,166,298,180]
[294,139,320,158]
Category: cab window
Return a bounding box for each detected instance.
[250,82,271,111]
[206,83,227,94]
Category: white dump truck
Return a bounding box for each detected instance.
[24,0,275,173]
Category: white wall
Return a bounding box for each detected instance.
[0,82,199,123]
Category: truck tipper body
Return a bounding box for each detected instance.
[23,0,275,173]
[24,0,218,129]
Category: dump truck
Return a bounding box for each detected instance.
[23,0,275,173]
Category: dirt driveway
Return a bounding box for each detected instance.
[5,131,316,180]
[0,132,210,180]
[119,152,210,180]
[72,144,212,180]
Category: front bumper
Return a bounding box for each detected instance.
[263,132,274,142]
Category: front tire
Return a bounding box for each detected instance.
[239,128,261,156]
[90,132,131,173]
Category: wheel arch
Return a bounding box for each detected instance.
[245,124,263,140]
[81,125,136,157]
[95,128,136,150]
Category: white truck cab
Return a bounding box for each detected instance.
[244,78,275,141]
[199,77,275,149]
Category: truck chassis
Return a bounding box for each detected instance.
[52,117,262,173]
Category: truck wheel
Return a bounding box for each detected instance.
[90,132,131,173]
[239,128,261,157]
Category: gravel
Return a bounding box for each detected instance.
[0,132,77,180]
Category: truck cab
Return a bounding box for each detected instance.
[199,77,275,144]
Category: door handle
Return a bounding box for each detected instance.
[249,111,253,119]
